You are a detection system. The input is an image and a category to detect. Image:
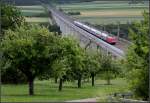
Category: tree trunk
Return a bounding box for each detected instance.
[29,78,34,95]
[55,77,58,83]
[91,73,95,87]
[107,77,111,85]
[59,78,63,91]
[88,77,90,82]
[78,75,82,88]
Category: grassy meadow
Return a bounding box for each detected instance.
[57,1,149,24]
[1,78,129,102]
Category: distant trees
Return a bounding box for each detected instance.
[48,24,62,35]
[125,11,149,100]
[67,11,81,15]
[92,23,132,40]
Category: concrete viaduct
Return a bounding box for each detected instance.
[45,4,125,59]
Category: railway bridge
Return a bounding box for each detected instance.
[45,4,125,59]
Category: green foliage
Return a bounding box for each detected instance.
[93,23,132,40]
[100,54,121,85]
[1,66,27,84]
[48,24,62,35]
[0,3,26,84]
[0,24,59,95]
[84,52,101,74]
[1,3,25,34]
[125,11,149,100]
[67,11,81,15]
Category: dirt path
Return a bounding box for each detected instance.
[66,97,99,102]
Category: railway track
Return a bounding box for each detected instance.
[44,4,131,58]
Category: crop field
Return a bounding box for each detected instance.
[25,17,49,23]
[1,78,129,102]
[17,5,49,23]
[57,1,149,24]
[17,5,44,10]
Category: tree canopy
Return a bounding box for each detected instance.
[1,24,59,95]
[125,11,149,100]
[1,3,25,34]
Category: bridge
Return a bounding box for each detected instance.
[44,4,125,59]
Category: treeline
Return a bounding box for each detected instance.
[67,11,81,15]
[53,0,148,4]
[1,0,40,5]
[83,22,139,41]
[2,0,148,5]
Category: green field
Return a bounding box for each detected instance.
[1,78,129,102]
[17,5,49,23]
[57,1,149,24]
[25,17,49,23]
[17,5,44,10]
[74,16,143,25]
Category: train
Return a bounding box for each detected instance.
[74,21,117,45]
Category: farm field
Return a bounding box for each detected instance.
[25,17,49,23]
[1,78,129,102]
[57,1,149,24]
[17,5,44,10]
[16,5,49,23]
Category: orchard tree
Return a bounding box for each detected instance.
[101,54,120,85]
[1,24,59,95]
[51,37,84,90]
[52,58,70,91]
[125,11,149,100]
[84,51,101,86]
[0,3,26,84]
[71,48,85,88]
[62,37,85,88]
[1,3,25,35]
[57,37,85,88]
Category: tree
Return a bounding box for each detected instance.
[1,24,59,95]
[52,58,70,91]
[62,37,85,88]
[100,54,120,85]
[1,3,25,35]
[125,11,149,100]
[84,51,101,86]
[70,46,85,88]
[0,3,26,84]
[51,37,84,90]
